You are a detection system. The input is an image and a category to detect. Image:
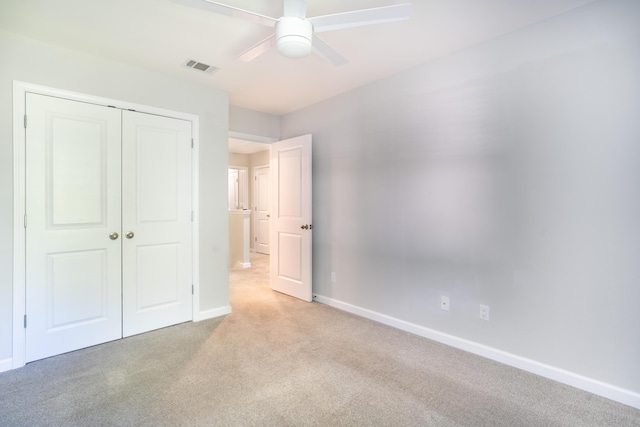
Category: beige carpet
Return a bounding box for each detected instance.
[0,252,639,426]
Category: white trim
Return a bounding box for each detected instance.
[12,81,201,369]
[228,131,277,143]
[191,115,202,327]
[0,358,13,373]
[240,262,252,269]
[193,305,232,322]
[313,294,640,410]
[12,82,27,369]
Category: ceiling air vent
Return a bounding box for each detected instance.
[183,59,218,74]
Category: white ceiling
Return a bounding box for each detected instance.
[0,0,594,116]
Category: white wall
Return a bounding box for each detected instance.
[0,30,230,363]
[249,150,270,169]
[281,0,640,402]
[229,152,250,168]
[228,211,250,268]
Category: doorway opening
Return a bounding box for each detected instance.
[228,135,272,283]
[228,133,313,302]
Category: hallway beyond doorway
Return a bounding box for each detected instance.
[229,252,270,306]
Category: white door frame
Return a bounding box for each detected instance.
[12,81,201,369]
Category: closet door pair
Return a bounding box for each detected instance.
[25,93,192,362]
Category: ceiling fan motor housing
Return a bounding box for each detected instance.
[276,16,313,58]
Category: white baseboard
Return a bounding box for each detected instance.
[241,262,251,268]
[0,357,13,373]
[193,305,232,322]
[313,294,640,410]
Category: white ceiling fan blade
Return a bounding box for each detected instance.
[312,34,348,67]
[237,34,276,62]
[172,0,277,27]
[309,4,412,33]
[284,0,307,18]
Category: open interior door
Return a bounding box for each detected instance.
[270,134,312,301]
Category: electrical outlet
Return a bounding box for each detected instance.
[331,272,336,283]
[480,305,490,321]
[440,296,450,311]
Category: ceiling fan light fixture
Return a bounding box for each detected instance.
[176,0,413,66]
[276,16,312,59]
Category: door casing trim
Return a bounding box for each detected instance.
[12,81,201,369]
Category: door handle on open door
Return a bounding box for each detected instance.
[300,224,313,230]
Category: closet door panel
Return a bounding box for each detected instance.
[25,93,122,362]
[121,111,192,337]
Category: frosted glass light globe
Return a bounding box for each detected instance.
[276,17,313,59]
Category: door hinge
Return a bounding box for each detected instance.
[24,214,27,229]
[24,314,27,328]
[191,211,194,222]
[192,284,194,295]
[191,138,194,148]
[24,114,27,129]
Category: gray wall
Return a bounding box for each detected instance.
[0,30,230,362]
[281,0,640,393]
[229,105,280,140]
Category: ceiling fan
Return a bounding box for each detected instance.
[174,0,412,66]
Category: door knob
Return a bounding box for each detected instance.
[125,231,135,239]
[109,232,119,240]
[301,224,309,230]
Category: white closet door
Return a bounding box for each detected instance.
[25,93,123,362]
[121,111,193,337]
